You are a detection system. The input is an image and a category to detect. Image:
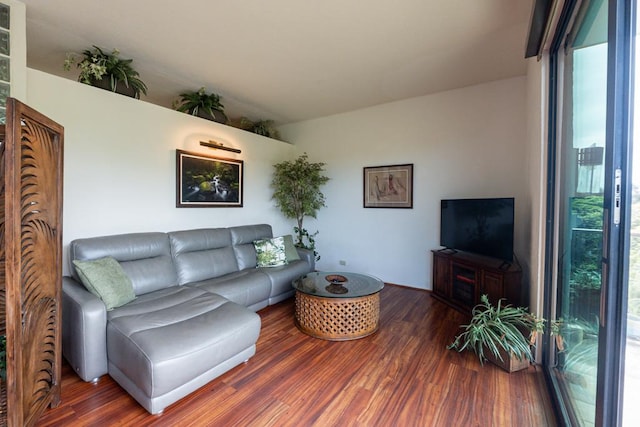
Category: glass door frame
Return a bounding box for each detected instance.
[542,0,635,425]
[542,0,587,420]
[597,0,634,425]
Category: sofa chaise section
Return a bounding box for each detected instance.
[107,286,260,414]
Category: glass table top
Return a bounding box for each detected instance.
[292,271,384,298]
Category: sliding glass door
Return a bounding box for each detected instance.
[545,0,636,425]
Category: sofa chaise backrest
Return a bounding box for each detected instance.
[230,224,274,270]
[69,232,178,296]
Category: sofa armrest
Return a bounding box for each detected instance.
[62,276,108,382]
[296,247,316,271]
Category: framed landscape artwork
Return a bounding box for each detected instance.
[176,149,243,207]
[363,164,413,208]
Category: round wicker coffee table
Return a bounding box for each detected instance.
[292,271,384,341]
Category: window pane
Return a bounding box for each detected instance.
[550,1,607,425]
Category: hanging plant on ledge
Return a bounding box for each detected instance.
[228,116,282,140]
[63,45,148,99]
[173,87,227,124]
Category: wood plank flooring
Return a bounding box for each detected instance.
[36,285,556,426]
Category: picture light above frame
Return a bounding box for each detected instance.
[200,140,241,154]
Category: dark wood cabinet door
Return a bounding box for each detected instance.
[481,272,504,305]
[432,253,451,298]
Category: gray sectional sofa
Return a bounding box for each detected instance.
[61,224,314,414]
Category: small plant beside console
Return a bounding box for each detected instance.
[447,294,544,372]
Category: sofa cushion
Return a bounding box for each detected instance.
[107,286,261,401]
[261,259,315,301]
[73,257,136,310]
[70,232,178,296]
[281,235,301,262]
[187,269,271,311]
[254,236,288,267]
[169,228,239,284]
[229,224,273,270]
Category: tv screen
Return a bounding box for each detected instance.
[440,198,515,262]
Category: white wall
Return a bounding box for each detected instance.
[26,69,299,274]
[24,69,531,290]
[7,0,26,102]
[280,77,529,289]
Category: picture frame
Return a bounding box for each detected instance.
[363,163,413,208]
[176,149,243,207]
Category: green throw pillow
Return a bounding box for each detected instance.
[281,234,301,262]
[254,236,288,267]
[73,257,136,310]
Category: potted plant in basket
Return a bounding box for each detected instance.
[271,153,329,261]
[448,295,545,372]
[173,87,227,124]
[63,45,148,99]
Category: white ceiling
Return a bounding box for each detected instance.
[21,0,533,125]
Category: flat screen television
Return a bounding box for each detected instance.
[440,197,515,262]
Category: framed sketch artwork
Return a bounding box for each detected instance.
[176,149,243,207]
[363,164,413,208]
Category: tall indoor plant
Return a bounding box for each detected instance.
[447,295,544,372]
[271,153,329,260]
[173,87,227,123]
[63,45,148,98]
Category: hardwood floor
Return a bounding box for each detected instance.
[36,285,556,426]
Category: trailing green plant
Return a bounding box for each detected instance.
[63,45,148,98]
[294,226,319,261]
[271,153,329,261]
[173,87,227,123]
[448,295,543,365]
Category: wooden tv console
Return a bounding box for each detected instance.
[431,249,523,314]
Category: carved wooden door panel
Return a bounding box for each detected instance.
[2,98,63,426]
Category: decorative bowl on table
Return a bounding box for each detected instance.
[325,274,348,294]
